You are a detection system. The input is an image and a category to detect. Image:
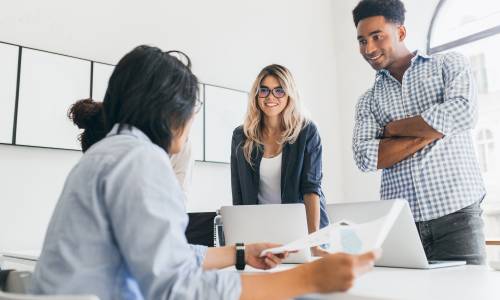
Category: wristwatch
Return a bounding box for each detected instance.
[235,243,246,270]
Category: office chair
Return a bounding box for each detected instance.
[0,292,99,300]
[0,271,99,300]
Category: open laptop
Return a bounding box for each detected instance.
[326,200,466,269]
[221,203,311,263]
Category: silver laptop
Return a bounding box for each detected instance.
[326,200,466,269]
[221,203,311,263]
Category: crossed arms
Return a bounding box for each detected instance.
[353,53,477,172]
[377,116,443,169]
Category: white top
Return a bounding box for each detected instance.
[258,153,282,205]
[170,138,194,199]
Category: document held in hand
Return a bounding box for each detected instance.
[260,200,404,256]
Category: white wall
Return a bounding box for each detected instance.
[0,0,440,252]
[331,0,439,203]
[0,0,343,251]
[0,145,82,250]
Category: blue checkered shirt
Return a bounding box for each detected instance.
[352,51,485,222]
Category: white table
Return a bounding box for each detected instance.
[4,251,498,299]
[236,264,500,300]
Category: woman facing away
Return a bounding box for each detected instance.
[31,45,377,300]
[231,64,330,257]
[68,99,194,196]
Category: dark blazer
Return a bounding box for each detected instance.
[230,122,330,228]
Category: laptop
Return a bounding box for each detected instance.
[221,203,311,263]
[326,200,466,269]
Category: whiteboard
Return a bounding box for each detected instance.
[205,85,248,163]
[0,43,19,144]
[190,84,204,161]
[16,49,91,150]
[92,62,114,101]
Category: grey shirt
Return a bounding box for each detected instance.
[31,124,241,300]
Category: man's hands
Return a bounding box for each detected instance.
[245,243,289,270]
[377,116,444,169]
[383,116,444,140]
[239,250,380,299]
[311,246,330,257]
[304,251,380,293]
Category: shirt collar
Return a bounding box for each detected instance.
[375,50,431,80]
[106,123,152,143]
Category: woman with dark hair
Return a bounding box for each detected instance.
[31,45,377,300]
[67,99,106,152]
[68,98,194,195]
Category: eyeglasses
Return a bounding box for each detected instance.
[194,97,203,114]
[257,86,286,98]
[165,50,192,69]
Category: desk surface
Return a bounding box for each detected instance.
[235,265,500,300]
[4,251,498,300]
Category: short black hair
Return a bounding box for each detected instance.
[103,45,199,153]
[352,0,406,27]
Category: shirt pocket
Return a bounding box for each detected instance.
[373,85,404,125]
[416,75,444,112]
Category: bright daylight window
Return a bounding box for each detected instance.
[428,0,500,241]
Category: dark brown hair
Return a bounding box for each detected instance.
[68,98,107,152]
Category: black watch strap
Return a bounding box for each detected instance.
[235,243,246,270]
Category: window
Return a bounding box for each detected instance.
[476,129,495,173]
[428,0,500,241]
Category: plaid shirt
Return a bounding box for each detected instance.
[352,51,485,222]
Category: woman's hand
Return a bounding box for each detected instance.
[245,243,289,270]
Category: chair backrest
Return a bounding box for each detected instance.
[0,291,99,300]
[0,271,99,300]
[185,212,216,247]
[3,271,32,294]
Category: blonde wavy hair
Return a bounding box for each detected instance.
[242,64,309,164]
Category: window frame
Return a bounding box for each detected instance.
[427,0,500,244]
[426,0,500,54]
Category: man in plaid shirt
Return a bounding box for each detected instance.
[352,0,486,264]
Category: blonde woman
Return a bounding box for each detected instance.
[231,64,330,257]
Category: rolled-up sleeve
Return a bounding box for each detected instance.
[300,123,323,196]
[352,90,382,172]
[421,52,478,136]
[105,145,241,300]
[189,244,208,267]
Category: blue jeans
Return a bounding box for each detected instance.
[416,201,486,265]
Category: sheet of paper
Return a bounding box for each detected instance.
[260,200,404,256]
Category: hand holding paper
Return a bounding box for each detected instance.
[260,201,403,257]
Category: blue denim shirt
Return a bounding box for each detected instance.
[31,124,241,300]
[231,121,330,228]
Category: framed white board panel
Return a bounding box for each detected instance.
[92,62,114,101]
[16,49,91,150]
[190,84,204,161]
[0,43,19,144]
[205,85,248,163]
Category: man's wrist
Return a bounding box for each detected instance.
[383,122,394,137]
[299,262,317,293]
[235,243,246,270]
